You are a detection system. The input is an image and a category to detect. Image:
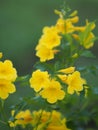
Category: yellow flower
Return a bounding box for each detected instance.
[9,110,33,127]
[66,71,86,94]
[36,45,56,62]
[59,67,75,74]
[29,69,50,92]
[15,110,33,126]
[35,25,60,62]
[37,26,61,49]
[0,79,16,99]
[40,79,65,104]
[0,52,3,59]
[0,60,17,82]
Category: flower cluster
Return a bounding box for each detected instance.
[0,55,17,99]
[29,67,86,104]
[58,67,86,95]
[28,9,96,107]
[9,109,70,130]
[35,10,95,62]
[36,26,61,62]
[29,69,65,104]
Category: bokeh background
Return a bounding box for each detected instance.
[0,0,98,75]
[0,0,98,129]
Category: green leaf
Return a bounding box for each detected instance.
[79,22,95,44]
[81,50,95,58]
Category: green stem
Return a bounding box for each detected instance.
[0,99,7,121]
[0,99,12,130]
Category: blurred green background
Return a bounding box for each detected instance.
[0,0,98,75]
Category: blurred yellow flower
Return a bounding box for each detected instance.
[66,71,86,94]
[0,79,16,99]
[33,110,70,130]
[9,110,33,127]
[9,109,70,130]
[40,79,65,104]
[50,110,65,125]
[0,60,17,82]
[32,110,51,127]
[29,69,50,92]
[15,110,33,126]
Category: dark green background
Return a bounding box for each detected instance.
[0,0,98,75]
